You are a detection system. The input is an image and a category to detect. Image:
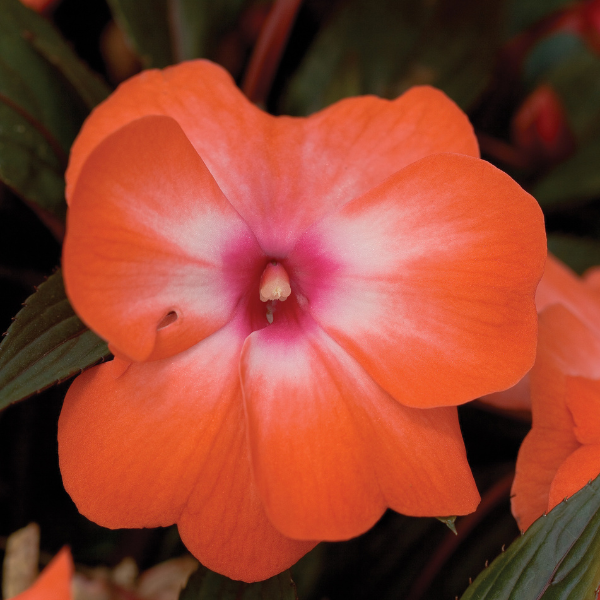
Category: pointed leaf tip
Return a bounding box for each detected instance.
[437,516,458,535]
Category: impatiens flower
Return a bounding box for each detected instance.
[14,548,73,600]
[512,304,600,531]
[59,60,546,582]
[481,253,600,412]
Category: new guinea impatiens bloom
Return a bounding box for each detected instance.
[59,60,546,582]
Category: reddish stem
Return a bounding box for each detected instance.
[241,0,303,105]
[405,470,515,600]
[476,132,531,171]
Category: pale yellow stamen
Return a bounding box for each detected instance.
[259,261,291,303]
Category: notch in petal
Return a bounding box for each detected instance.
[63,115,263,362]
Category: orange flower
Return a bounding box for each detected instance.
[512,304,600,531]
[59,60,546,581]
[14,548,73,600]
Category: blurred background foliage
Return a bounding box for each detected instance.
[1,0,600,598]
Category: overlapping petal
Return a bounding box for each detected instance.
[240,301,479,541]
[58,319,246,527]
[547,444,600,510]
[511,305,600,530]
[290,153,545,408]
[536,254,600,338]
[481,254,600,413]
[59,315,312,582]
[511,429,580,532]
[64,115,263,362]
[566,376,600,445]
[66,60,478,255]
[178,394,316,582]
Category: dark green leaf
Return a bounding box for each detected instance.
[26,31,109,111]
[503,0,573,38]
[178,564,298,600]
[105,0,174,67]
[532,135,600,209]
[171,0,248,62]
[282,0,504,116]
[0,270,110,410]
[460,473,600,600]
[543,45,600,144]
[106,0,249,67]
[0,0,109,221]
[547,234,600,275]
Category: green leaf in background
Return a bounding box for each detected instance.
[171,0,248,62]
[106,0,174,68]
[179,565,298,600]
[0,0,110,222]
[459,473,600,600]
[282,0,504,116]
[525,43,600,211]
[522,32,586,88]
[503,0,572,39]
[535,44,600,144]
[547,234,600,275]
[106,0,249,67]
[0,269,110,410]
[532,135,600,210]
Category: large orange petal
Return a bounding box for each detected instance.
[246,85,479,254]
[239,303,479,541]
[536,254,600,338]
[177,390,316,582]
[59,318,247,528]
[290,153,545,408]
[547,443,600,510]
[565,376,600,445]
[63,115,263,362]
[59,316,313,582]
[67,61,478,255]
[358,388,480,519]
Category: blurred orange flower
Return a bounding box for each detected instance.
[14,548,73,600]
[59,60,545,581]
